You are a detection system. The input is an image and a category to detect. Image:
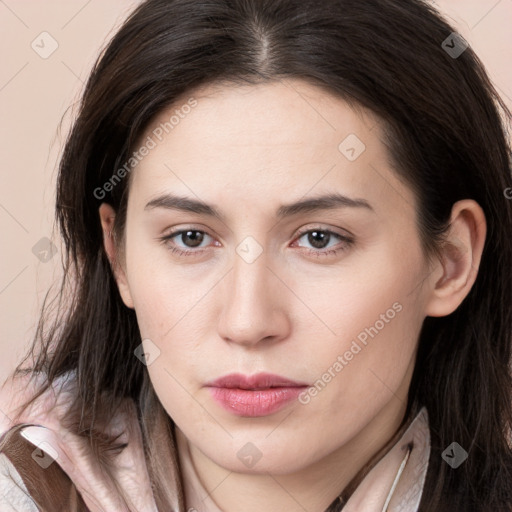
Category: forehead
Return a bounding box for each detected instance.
[128,79,415,218]
[145,79,378,150]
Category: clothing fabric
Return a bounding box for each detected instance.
[0,370,430,511]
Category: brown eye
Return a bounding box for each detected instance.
[292,227,354,258]
[177,230,205,248]
[159,228,215,256]
[305,230,331,249]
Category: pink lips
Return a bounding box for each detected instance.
[205,373,308,417]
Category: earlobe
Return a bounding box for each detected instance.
[98,203,135,309]
[424,200,486,317]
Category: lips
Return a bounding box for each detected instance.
[205,372,309,417]
[207,372,308,389]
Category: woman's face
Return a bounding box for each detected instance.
[109,79,435,475]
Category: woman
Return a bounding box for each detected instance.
[1,0,511,510]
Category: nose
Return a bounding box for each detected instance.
[216,251,291,348]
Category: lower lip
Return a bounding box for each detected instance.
[208,386,307,417]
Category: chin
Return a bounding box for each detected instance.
[201,438,321,475]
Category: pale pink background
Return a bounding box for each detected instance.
[1,0,511,382]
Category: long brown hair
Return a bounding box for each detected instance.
[6,0,512,510]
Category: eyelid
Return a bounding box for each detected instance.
[292,224,354,241]
[163,224,215,237]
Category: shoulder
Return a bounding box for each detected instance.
[0,448,39,511]
[0,423,82,510]
[0,370,155,510]
[0,370,87,509]
[0,369,77,437]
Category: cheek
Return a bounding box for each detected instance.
[291,237,425,360]
[124,241,222,411]
[291,235,425,390]
[123,231,214,337]
[303,273,425,432]
[319,298,420,402]
[283,286,423,470]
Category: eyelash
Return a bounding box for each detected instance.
[158,226,354,259]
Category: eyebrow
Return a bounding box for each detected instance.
[144,192,374,220]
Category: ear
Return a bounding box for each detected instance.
[425,199,486,317]
[98,203,134,309]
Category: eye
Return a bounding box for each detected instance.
[292,227,354,257]
[158,228,216,256]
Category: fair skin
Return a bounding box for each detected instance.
[99,79,485,512]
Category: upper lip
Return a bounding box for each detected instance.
[206,372,308,390]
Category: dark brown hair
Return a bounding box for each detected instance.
[5,0,512,510]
